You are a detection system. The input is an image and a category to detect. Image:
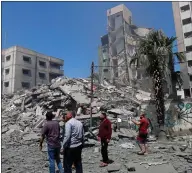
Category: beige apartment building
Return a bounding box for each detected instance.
[172,2,192,97]
[2,46,64,94]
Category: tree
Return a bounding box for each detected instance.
[130,30,185,127]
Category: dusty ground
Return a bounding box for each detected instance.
[2,133,192,173]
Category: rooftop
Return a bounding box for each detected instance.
[2,45,64,62]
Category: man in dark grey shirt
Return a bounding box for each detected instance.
[39,111,64,173]
[62,111,84,173]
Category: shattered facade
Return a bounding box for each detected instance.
[97,4,173,96]
[2,46,64,94]
[98,34,111,82]
[106,4,153,86]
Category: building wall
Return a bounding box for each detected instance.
[2,46,17,93]
[172,2,192,97]
[140,99,192,135]
[98,45,110,82]
[2,46,64,94]
[107,6,130,83]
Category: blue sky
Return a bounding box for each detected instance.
[2,2,180,78]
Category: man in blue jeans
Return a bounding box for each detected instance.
[39,111,64,173]
[61,111,84,173]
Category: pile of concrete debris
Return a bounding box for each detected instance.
[1,76,151,144]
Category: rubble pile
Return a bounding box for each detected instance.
[1,77,147,142]
[2,77,192,173]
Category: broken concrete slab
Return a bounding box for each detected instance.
[107,108,134,116]
[125,162,177,173]
[8,125,20,131]
[107,163,121,172]
[22,133,39,141]
[13,98,22,106]
[120,142,135,149]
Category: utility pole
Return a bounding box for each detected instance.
[90,61,94,128]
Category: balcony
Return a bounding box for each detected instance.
[50,57,64,66]
[49,72,63,82]
[49,68,64,75]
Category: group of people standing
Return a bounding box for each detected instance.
[39,110,149,173]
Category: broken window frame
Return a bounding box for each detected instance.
[5,68,10,75]
[188,60,192,67]
[103,69,109,73]
[39,61,46,68]
[180,4,190,12]
[186,45,192,52]
[22,69,31,76]
[23,56,31,63]
[4,81,9,87]
[39,72,46,79]
[21,82,30,89]
[182,17,192,25]
[184,31,192,38]
[6,55,11,61]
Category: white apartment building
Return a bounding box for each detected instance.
[2,46,64,94]
[172,2,192,98]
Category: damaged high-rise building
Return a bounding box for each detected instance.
[98,4,173,95]
[107,4,152,85]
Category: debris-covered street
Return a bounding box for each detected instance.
[1,77,192,173]
[2,130,192,173]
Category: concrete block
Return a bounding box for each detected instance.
[125,162,177,173]
[24,96,32,105]
[13,98,22,106]
[107,163,121,172]
[23,133,39,141]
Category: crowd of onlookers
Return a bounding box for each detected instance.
[39,110,150,173]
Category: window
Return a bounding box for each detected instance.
[23,56,31,63]
[129,16,132,24]
[6,55,11,61]
[39,72,46,79]
[50,62,60,69]
[5,68,10,75]
[22,69,31,76]
[186,45,192,52]
[103,69,108,72]
[39,61,46,67]
[22,82,30,89]
[188,60,192,67]
[182,18,192,25]
[181,5,190,12]
[102,49,107,53]
[4,82,9,87]
[190,75,192,81]
[184,31,192,38]
[103,59,106,62]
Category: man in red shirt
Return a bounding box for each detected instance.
[97,112,112,167]
[132,114,149,155]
